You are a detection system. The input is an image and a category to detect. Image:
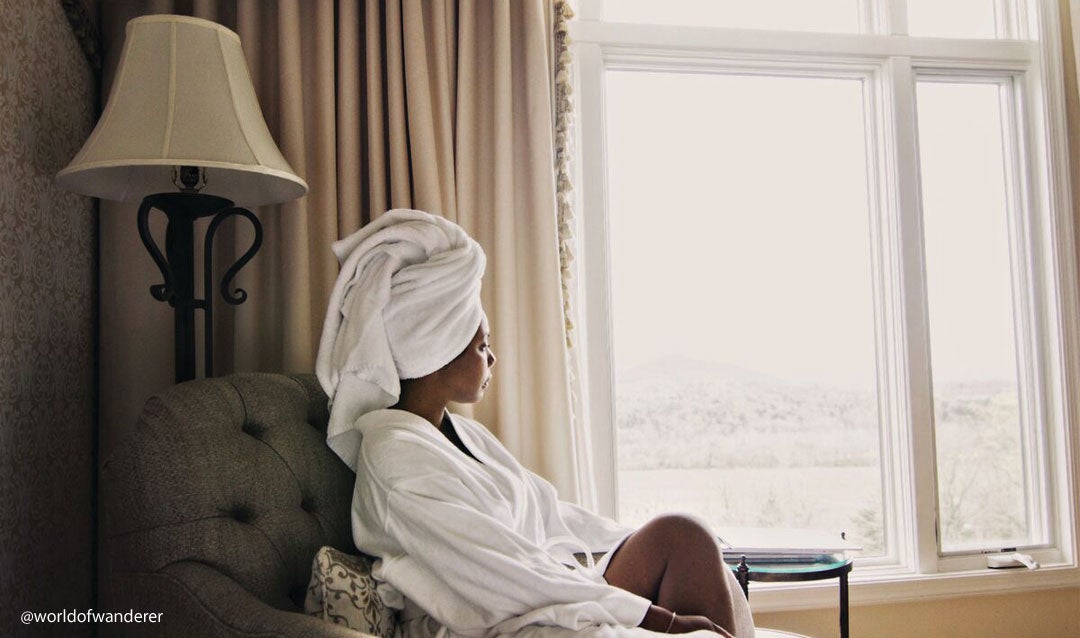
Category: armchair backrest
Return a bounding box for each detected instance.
[101,373,355,611]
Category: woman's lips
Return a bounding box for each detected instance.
[481,377,491,389]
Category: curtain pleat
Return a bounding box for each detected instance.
[336,0,363,235]
[362,0,389,219]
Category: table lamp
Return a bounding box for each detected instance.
[56,14,307,382]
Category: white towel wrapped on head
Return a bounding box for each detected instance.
[316,208,486,470]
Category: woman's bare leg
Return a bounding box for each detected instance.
[604,514,737,632]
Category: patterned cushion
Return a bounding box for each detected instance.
[305,546,399,638]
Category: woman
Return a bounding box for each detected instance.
[317,209,752,638]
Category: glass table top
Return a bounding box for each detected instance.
[725,554,853,574]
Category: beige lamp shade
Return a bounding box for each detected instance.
[56,15,307,206]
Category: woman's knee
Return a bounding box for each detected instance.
[643,513,720,549]
[607,514,715,576]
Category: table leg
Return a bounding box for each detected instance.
[736,555,750,600]
[839,569,849,638]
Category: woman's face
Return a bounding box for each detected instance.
[439,316,496,404]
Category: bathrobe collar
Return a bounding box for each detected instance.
[355,407,488,464]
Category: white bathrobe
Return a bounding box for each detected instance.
[349,408,755,638]
[350,408,651,638]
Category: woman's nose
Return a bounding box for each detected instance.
[488,350,496,367]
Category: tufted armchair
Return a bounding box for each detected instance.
[100,372,358,637]
[100,372,807,638]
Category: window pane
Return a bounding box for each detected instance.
[605,70,885,556]
[915,81,1033,552]
[603,0,862,34]
[907,0,999,39]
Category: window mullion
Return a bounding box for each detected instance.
[885,0,909,35]
[573,40,619,519]
[999,74,1050,550]
[858,0,888,34]
[887,55,940,573]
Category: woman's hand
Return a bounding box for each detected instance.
[640,605,735,637]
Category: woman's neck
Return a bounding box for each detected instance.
[392,379,448,431]
[392,381,478,462]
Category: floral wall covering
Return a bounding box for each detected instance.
[0,0,96,635]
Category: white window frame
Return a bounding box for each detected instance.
[570,0,1080,609]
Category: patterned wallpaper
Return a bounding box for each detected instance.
[0,0,96,636]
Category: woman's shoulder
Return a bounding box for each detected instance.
[356,410,467,483]
[355,408,446,444]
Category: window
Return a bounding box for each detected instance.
[571,0,1078,603]
[605,71,884,553]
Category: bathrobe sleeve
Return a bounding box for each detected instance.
[456,415,633,551]
[380,473,652,635]
[518,465,635,551]
[380,479,648,634]
[555,499,636,549]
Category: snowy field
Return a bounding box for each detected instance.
[617,466,883,554]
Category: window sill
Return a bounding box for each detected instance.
[744,562,1080,613]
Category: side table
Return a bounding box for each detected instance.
[730,555,853,638]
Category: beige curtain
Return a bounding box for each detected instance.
[1064,2,1080,302]
[1063,31,1080,572]
[98,0,581,497]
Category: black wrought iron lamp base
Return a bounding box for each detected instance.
[136,192,262,382]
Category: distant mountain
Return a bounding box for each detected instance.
[616,354,1012,393]
[616,354,785,386]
